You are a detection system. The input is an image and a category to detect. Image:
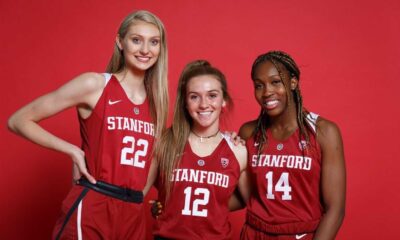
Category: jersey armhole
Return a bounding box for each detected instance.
[102,73,112,85]
[221,133,235,150]
[306,112,319,133]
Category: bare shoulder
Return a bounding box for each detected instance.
[239,120,257,140]
[66,72,106,93]
[229,140,248,171]
[316,116,343,150]
[317,117,341,139]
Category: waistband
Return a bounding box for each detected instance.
[77,178,143,203]
[245,210,320,235]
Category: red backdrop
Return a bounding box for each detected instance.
[1,0,399,239]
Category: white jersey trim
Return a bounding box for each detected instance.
[306,112,319,133]
[77,200,83,240]
[221,132,235,150]
[102,73,112,85]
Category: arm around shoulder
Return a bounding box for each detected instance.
[314,117,346,240]
[239,120,257,141]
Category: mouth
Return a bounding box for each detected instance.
[263,100,279,110]
[198,111,212,116]
[135,56,152,63]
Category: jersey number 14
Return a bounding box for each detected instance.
[266,171,292,200]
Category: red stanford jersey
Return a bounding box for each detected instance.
[154,135,240,240]
[79,74,154,190]
[52,74,154,239]
[246,113,323,234]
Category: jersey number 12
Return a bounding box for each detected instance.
[181,187,210,217]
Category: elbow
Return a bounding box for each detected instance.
[326,204,346,227]
[7,114,19,133]
[7,112,27,135]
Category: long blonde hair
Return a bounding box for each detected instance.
[157,60,232,199]
[106,10,169,149]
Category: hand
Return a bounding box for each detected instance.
[224,131,245,146]
[72,163,81,184]
[149,200,163,218]
[70,146,96,184]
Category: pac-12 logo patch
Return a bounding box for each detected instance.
[221,158,229,168]
[197,159,205,166]
[298,140,308,150]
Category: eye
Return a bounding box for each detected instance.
[209,93,218,99]
[271,79,282,85]
[254,83,263,89]
[132,38,141,44]
[150,39,160,46]
[189,95,198,100]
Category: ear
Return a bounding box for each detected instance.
[290,77,298,90]
[222,99,227,108]
[116,35,123,51]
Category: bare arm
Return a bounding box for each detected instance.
[143,159,158,196]
[229,132,251,211]
[7,72,105,183]
[313,118,346,240]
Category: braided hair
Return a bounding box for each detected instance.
[251,50,313,154]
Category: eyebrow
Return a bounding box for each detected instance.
[187,89,221,95]
[127,33,160,39]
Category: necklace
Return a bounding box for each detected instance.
[191,129,220,143]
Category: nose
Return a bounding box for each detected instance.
[262,84,273,97]
[199,97,208,109]
[140,42,149,55]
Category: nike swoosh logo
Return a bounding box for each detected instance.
[295,234,307,239]
[108,99,122,105]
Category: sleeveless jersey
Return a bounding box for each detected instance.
[52,74,154,239]
[154,134,240,240]
[79,74,155,190]
[246,113,323,234]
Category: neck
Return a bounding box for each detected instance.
[191,128,220,143]
[269,103,298,130]
[119,67,146,83]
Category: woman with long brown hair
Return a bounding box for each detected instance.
[153,60,249,240]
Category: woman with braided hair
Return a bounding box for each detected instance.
[239,50,345,240]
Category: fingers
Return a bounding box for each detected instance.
[72,164,82,182]
[79,164,96,184]
[83,172,97,184]
[150,200,163,218]
[223,131,245,146]
[232,135,244,146]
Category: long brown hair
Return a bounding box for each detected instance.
[157,60,232,199]
[106,10,169,148]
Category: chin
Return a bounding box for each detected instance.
[264,108,283,117]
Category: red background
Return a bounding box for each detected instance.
[1,0,399,239]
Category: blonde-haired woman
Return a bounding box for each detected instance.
[8,10,168,239]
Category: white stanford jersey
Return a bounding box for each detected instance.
[154,134,240,240]
[79,73,155,190]
[246,112,323,234]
